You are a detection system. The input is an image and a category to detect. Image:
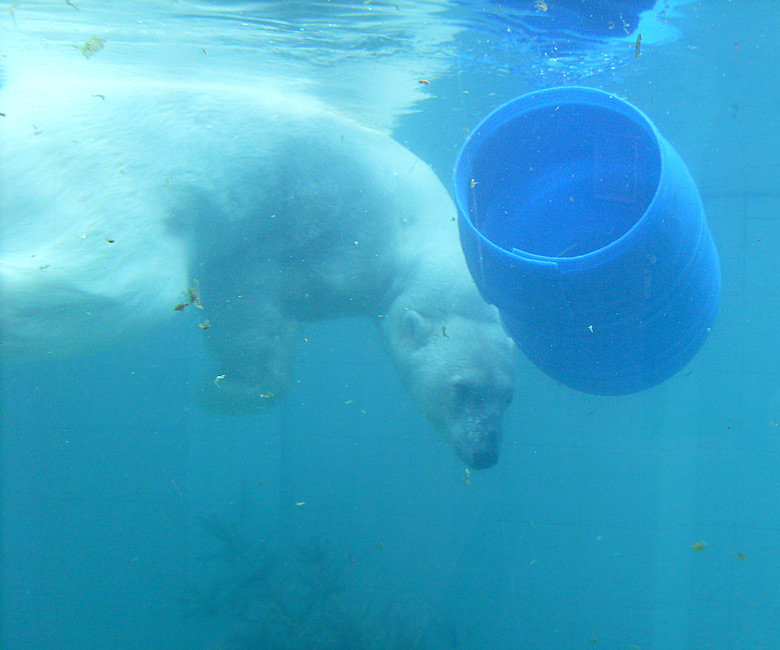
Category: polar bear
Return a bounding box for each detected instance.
[0,70,515,468]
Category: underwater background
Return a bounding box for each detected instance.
[2,1,780,648]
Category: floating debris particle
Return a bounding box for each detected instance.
[735,552,747,561]
[171,479,184,499]
[77,36,106,59]
[173,280,203,311]
[188,280,202,308]
[463,467,471,485]
[692,541,707,551]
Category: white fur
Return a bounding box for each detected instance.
[0,71,515,468]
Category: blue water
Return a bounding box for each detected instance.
[2,1,779,648]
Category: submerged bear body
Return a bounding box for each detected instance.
[0,70,515,468]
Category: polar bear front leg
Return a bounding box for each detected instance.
[197,293,300,414]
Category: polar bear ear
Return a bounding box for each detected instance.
[400,309,431,346]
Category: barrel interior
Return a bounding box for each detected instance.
[467,103,662,258]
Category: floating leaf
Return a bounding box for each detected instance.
[78,36,105,59]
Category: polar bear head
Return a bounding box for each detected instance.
[381,282,516,469]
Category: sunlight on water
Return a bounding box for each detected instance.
[0,0,689,127]
[1,0,462,129]
[768,386,780,428]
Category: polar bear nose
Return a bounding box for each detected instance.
[455,422,502,469]
[451,395,505,469]
[468,447,499,470]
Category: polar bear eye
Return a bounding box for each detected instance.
[501,388,513,407]
[452,382,483,404]
[452,381,513,409]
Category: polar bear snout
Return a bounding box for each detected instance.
[456,429,501,469]
[467,448,499,470]
[448,406,504,470]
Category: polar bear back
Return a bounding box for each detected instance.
[0,72,459,355]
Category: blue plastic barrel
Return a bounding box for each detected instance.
[454,87,721,395]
